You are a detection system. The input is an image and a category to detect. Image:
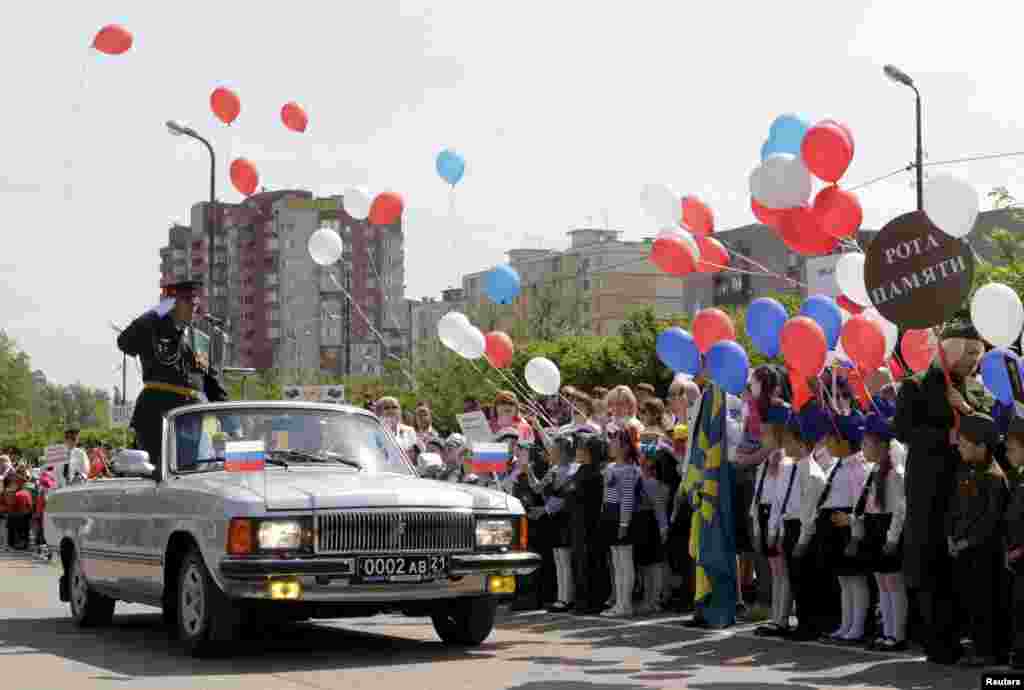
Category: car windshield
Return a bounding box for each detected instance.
[171,407,414,476]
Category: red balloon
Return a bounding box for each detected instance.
[888,355,906,380]
[812,185,862,239]
[821,119,855,156]
[281,102,308,132]
[696,236,729,274]
[751,197,785,228]
[900,329,937,373]
[230,158,259,196]
[693,308,735,354]
[776,206,840,256]
[681,196,714,236]
[210,87,241,125]
[650,234,697,276]
[790,370,813,411]
[485,331,514,368]
[836,294,865,316]
[369,192,404,225]
[801,121,853,183]
[93,25,133,55]
[841,314,886,372]
[781,316,827,375]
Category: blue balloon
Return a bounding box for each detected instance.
[436,149,466,186]
[981,348,1017,405]
[745,298,788,358]
[767,114,809,156]
[484,265,521,304]
[707,341,750,396]
[760,137,790,161]
[799,295,842,351]
[656,328,701,376]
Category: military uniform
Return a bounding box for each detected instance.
[945,413,1009,666]
[117,280,227,467]
[893,311,992,663]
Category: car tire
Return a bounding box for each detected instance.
[176,547,242,657]
[68,550,115,628]
[431,597,498,646]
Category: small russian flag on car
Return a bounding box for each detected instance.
[224,441,266,473]
[470,442,510,474]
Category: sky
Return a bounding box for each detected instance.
[1,1,1022,396]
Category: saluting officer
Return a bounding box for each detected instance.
[116,279,228,467]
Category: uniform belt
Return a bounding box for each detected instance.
[144,382,200,399]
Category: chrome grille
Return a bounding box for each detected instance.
[315,511,475,554]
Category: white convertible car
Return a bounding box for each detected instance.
[45,401,539,656]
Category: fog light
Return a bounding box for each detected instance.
[487,575,516,594]
[268,578,302,600]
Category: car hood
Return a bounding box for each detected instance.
[193,469,516,512]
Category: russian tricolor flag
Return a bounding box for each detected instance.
[470,442,510,473]
[224,441,266,473]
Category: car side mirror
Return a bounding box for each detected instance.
[111,449,155,479]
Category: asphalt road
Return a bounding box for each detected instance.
[0,550,1003,690]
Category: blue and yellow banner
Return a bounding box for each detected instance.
[681,384,737,627]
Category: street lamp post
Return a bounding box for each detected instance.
[883,65,924,211]
[166,120,218,313]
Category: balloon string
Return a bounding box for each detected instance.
[483,360,558,427]
[65,53,91,204]
[719,247,810,290]
[448,186,457,253]
[327,273,418,389]
[468,359,556,428]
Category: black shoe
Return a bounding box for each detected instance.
[789,627,820,642]
[881,639,909,652]
[547,601,571,613]
[682,616,709,628]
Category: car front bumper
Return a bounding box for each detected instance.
[217,551,540,602]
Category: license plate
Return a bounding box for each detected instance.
[356,555,447,583]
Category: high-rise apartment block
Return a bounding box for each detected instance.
[158,189,407,378]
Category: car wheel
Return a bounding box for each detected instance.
[68,550,115,628]
[431,597,498,646]
[176,547,242,657]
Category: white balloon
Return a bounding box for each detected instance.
[459,326,486,360]
[343,186,372,220]
[437,312,471,351]
[923,174,979,238]
[862,308,899,358]
[657,227,699,261]
[835,253,871,306]
[308,227,343,266]
[641,184,682,227]
[972,282,1024,347]
[525,357,561,396]
[749,153,813,209]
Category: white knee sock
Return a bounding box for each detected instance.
[607,549,620,606]
[560,549,575,604]
[620,547,635,615]
[552,548,566,603]
[845,576,869,639]
[891,581,908,642]
[833,576,851,637]
[879,590,893,639]
[777,574,792,628]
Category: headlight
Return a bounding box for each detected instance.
[257,520,304,550]
[476,519,515,548]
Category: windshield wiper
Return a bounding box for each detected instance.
[190,456,290,469]
[268,449,361,470]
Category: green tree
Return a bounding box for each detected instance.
[982,186,1024,264]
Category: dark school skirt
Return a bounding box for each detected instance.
[734,466,757,553]
[816,507,868,576]
[601,503,633,547]
[548,511,573,549]
[632,510,663,566]
[856,513,903,574]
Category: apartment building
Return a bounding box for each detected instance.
[158,189,407,378]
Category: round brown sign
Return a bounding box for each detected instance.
[863,211,974,329]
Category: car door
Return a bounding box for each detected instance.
[77,478,136,590]
[111,478,164,602]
